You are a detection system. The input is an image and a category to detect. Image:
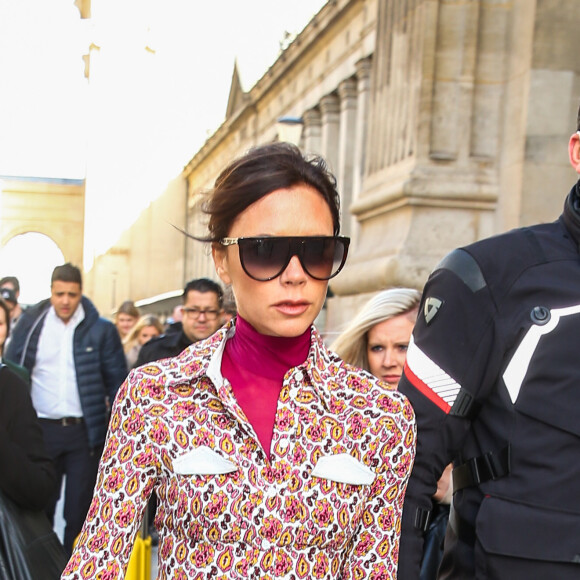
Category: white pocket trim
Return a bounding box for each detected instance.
[311,453,376,485]
[173,445,238,475]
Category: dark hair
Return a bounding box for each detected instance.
[0,276,20,293]
[200,142,341,242]
[116,300,140,319]
[51,263,82,288]
[183,278,224,308]
[0,298,11,343]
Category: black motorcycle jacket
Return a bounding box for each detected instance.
[398,183,580,579]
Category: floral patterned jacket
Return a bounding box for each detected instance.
[62,322,416,580]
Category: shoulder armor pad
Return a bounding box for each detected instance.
[435,249,486,293]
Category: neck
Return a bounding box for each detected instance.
[227,316,311,380]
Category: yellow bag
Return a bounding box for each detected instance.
[73,517,152,579]
[125,518,151,580]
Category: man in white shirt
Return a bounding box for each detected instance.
[5,264,127,554]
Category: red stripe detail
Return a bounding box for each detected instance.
[403,363,451,414]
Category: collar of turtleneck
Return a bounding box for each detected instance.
[562,182,580,252]
[224,315,311,381]
[221,316,311,460]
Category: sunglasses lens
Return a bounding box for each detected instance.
[237,237,349,281]
[239,238,289,281]
[302,237,348,280]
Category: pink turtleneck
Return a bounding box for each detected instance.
[221,315,310,460]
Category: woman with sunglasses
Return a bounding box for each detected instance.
[62,143,416,580]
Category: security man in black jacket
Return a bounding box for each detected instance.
[397,115,580,579]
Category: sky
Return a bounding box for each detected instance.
[0,0,327,303]
[0,0,327,179]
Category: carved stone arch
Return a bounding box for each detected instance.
[0,177,85,269]
[1,222,80,267]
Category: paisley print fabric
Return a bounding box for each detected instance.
[62,323,416,579]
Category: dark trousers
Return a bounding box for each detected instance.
[39,420,102,555]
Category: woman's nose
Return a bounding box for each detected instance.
[280,254,307,283]
[382,349,395,366]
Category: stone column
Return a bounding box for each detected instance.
[337,78,358,237]
[302,107,322,156]
[429,0,480,161]
[353,57,372,202]
[351,57,373,243]
[320,93,340,175]
[470,1,510,160]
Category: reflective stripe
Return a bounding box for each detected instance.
[503,304,580,404]
[404,337,461,413]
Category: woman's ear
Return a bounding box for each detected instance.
[212,243,232,285]
[568,131,580,173]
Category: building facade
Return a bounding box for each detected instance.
[88,0,580,334]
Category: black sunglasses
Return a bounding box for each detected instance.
[220,236,350,281]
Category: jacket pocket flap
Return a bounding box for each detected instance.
[311,453,375,485]
[173,446,238,475]
[477,496,580,563]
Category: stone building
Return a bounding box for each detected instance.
[88,0,580,333]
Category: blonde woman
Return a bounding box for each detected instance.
[332,288,452,580]
[331,288,421,387]
[114,300,140,341]
[122,314,164,368]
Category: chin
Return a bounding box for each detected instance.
[264,319,313,338]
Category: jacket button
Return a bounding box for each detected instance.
[530,306,550,325]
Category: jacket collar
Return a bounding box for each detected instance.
[562,181,580,252]
[160,319,339,413]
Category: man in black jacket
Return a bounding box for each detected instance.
[136,278,224,366]
[5,263,127,553]
[397,112,580,579]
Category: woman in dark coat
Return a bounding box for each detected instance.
[0,297,56,510]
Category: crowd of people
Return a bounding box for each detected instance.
[1,111,580,579]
